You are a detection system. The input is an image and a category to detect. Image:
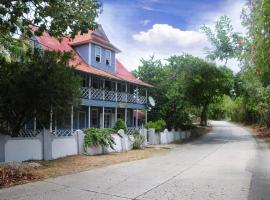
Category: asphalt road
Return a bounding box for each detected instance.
[1,121,270,200]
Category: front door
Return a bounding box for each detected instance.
[91,109,99,128]
[104,109,112,128]
[78,111,86,129]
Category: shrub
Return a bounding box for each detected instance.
[145,119,166,132]
[132,130,145,149]
[113,118,127,133]
[84,128,116,150]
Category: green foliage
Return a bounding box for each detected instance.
[0,49,81,136]
[132,131,145,149]
[201,15,242,65]
[135,54,233,128]
[0,0,101,39]
[113,118,127,133]
[84,128,116,150]
[145,120,166,133]
[183,56,234,125]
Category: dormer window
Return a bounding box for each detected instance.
[95,46,101,63]
[105,50,111,66]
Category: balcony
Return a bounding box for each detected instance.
[80,87,147,105]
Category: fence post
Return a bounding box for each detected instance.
[0,134,5,162]
[76,130,85,155]
[43,129,52,160]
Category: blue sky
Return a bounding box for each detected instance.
[98,0,246,72]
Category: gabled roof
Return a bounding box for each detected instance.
[69,28,121,53]
[32,27,152,87]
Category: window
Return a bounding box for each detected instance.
[95,46,101,63]
[105,50,111,66]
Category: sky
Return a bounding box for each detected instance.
[98,0,247,73]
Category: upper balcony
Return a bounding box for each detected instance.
[80,87,147,105]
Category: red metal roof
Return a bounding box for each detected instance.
[33,29,152,87]
[133,110,145,119]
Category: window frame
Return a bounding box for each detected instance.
[95,46,102,63]
[105,50,111,66]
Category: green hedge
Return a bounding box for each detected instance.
[113,118,127,133]
[84,128,116,150]
[145,119,166,132]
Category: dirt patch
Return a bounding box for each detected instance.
[36,148,168,179]
[0,163,41,188]
[0,147,168,188]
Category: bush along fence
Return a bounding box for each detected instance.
[0,127,191,163]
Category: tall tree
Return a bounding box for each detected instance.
[0,0,101,38]
[182,55,234,125]
[201,15,242,65]
[0,50,81,136]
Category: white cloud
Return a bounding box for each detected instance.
[133,24,209,52]
[99,0,246,73]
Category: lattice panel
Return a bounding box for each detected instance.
[104,90,116,101]
[18,129,41,137]
[52,129,75,137]
[127,93,137,103]
[126,127,141,135]
[117,92,127,102]
[80,87,89,99]
[91,88,103,100]
[137,95,147,104]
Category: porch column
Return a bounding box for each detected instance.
[115,81,118,123]
[88,75,91,99]
[125,108,127,125]
[88,106,91,128]
[49,106,53,133]
[145,88,148,124]
[71,105,74,133]
[88,75,91,128]
[125,83,128,124]
[34,116,37,132]
[136,85,139,104]
[102,107,105,128]
[103,79,105,101]
[77,111,79,129]
[136,109,139,128]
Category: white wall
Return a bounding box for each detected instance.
[4,136,42,162]
[52,136,77,159]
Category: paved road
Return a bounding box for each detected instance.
[1,121,270,200]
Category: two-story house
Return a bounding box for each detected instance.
[31,26,152,135]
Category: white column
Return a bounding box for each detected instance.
[115,81,118,123]
[145,88,148,124]
[49,106,53,133]
[103,79,105,101]
[33,116,37,135]
[88,75,91,99]
[88,75,91,128]
[102,107,105,128]
[88,106,91,128]
[125,83,128,103]
[125,108,127,125]
[136,85,139,104]
[71,105,74,133]
[125,83,128,125]
[136,109,139,128]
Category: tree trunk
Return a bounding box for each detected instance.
[200,104,208,126]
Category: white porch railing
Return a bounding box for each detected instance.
[81,87,147,104]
